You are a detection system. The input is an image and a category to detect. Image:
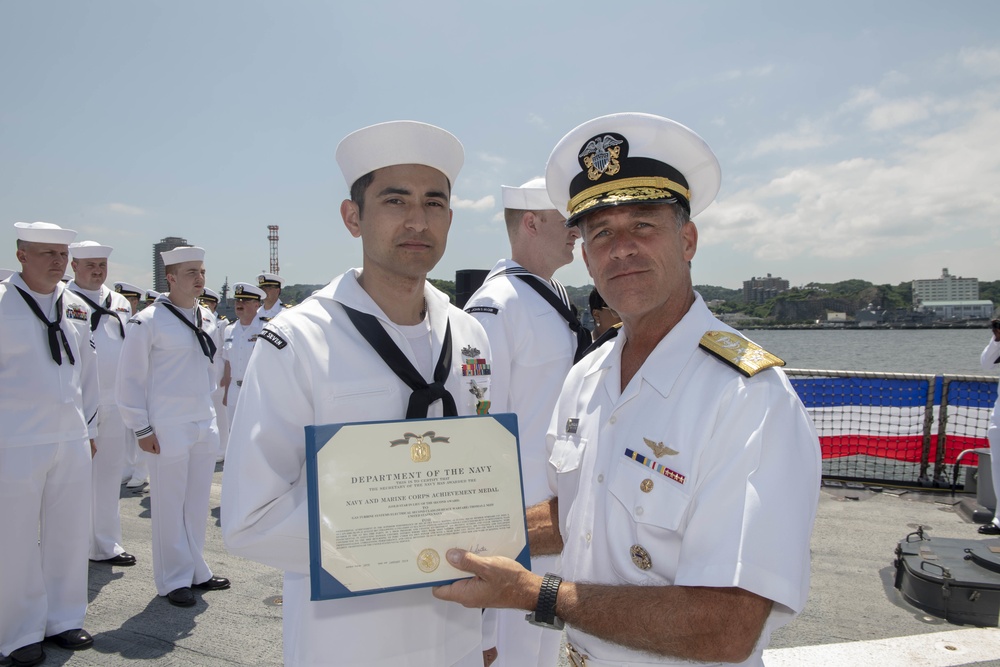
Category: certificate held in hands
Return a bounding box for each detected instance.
[305,413,530,600]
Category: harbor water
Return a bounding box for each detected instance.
[746,328,995,377]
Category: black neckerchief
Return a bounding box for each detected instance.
[495,268,590,363]
[15,286,75,365]
[159,300,217,362]
[71,289,125,338]
[342,304,457,418]
[580,322,622,359]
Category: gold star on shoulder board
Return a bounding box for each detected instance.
[643,437,678,458]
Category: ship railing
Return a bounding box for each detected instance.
[784,369,996,488]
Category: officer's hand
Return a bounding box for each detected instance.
[483,647,498,667]
[432,549,540,611]
[90,439,97,458]
[139,433,161,455]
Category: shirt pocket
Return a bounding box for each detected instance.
[548,433,586,473]
[608,454,690,532]
[318,383,395,423]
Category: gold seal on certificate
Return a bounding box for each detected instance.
[305,414,530,600]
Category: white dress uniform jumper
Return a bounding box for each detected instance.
[67,280,133,560]
[464,258,579,667]
[222,270,505,667]
[116,295,220,596]
[0,273,99,657]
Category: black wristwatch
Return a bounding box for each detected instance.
[525,573,564,630]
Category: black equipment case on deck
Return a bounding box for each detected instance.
[893,526,1000,627]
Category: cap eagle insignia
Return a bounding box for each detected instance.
[579,135,623,180]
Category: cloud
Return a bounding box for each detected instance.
[701,94,1000,268]
[863,97,932,131]
[106,202,147,216]
[527,113,546,127]
[749,121,834,157]
[477,152,506,166]
[717,64,774,81]
[451,194,495,211]
[958,47,1000,78]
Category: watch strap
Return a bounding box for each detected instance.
[534,572,562,625]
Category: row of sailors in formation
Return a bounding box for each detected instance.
[0,225,296,665]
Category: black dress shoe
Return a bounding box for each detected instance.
[90,552,137,566]
[193,575,231,591]
[166,587,196,607]
[979,523,1000,535]
[44,628,93,650]
[8,642,45,667]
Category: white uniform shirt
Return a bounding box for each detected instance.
[116,295,218,438]
[257,298,285,322]
[0,273,99,447]
[981,337,1000,419]
[222,317,264,381]
[222,269,505,667]
[548,294,821,666]
[67,281,131,407]
[465,259,576,506]
[207,311,228,388]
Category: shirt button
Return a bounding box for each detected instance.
[597,474,604,483]
[636,506,644,516]
[609,416,617,424]
[586,532,592,542]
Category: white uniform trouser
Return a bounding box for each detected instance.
[91,405,128,559]
[494,553,561,667]
[148,417,219,596]
[989,420,1000,527]
[0,440,91,656]
[225,381,242,428]
[212,386,230,460]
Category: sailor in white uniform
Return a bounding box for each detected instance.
[143,288,160,308]
[979,323,1000,534]
[116,246,231,608]
[220,282,265,427]
[67,241,137,568]
[434,113,822,667]
[200,288,230,462]
[463,177,582,667]
[113,281,149,487]
[0,222,99,665]
[0,268,15,281]
[257,272,287,322]
[222,121,504,667]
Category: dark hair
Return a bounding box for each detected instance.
[350,171,376,217]
[589,287,609,312]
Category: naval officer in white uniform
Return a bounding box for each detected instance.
[434,113,822,667]
[256,272,287,322]
[220,282,265,427]
[200,288,230,462]
[463,177,582,667]
[222,120,505,667]
[116,246,231,607]
[0,222,99,666]
[67,241,137,568]
[113,281,149,486]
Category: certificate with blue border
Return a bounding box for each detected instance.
[305,413,530,600]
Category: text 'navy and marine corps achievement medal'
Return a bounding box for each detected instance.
[389,431,450,463]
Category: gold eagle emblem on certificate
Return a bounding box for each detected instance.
[417,548,440,573]
[643,438,678,458]
[698,331,785,377]
[389,431,451,463]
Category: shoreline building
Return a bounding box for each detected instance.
[912,268,978,305]
[743,273,789,304]
[152,236,189,292]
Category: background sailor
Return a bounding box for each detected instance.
[220,281,265,433]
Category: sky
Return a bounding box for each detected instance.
[2,1,999,295]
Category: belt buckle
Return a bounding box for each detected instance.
[566,644,588,667]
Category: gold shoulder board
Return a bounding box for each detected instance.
[699,330,785,378]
